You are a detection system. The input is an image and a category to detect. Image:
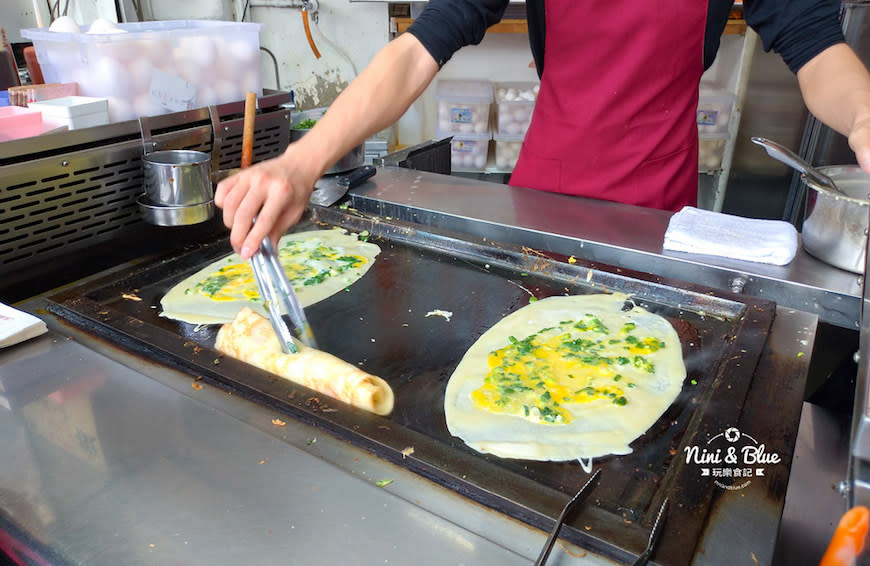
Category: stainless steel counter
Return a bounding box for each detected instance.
[2,321,606,566]
[347,168,861,330]
[0,167,851,565]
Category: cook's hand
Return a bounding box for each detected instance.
[850,114,870,174]
[214,148,318,259]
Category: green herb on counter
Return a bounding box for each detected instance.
[293,118,318,129]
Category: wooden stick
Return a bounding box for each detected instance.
[241,91,257,169]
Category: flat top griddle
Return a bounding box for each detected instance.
[45,208,776,565]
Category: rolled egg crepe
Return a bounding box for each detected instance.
[216,307,394,416]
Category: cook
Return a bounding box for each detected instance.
[215,0,870,260]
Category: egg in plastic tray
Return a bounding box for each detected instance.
[494,81,539,136]
[698,134,728,172]
[493,132,524,171]
[439,128,491,172]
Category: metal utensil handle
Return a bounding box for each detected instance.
[339,164,377,188]
[208,105,224,175]
[138,115,156,155]
[534,469,601,566]
[260,236,318,349]
[630,497,670,566]
[251,251,299,354]
[750,137,843,195]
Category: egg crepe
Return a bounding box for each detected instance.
[444,293,686,462]
[216,307,394,415]
[161,228,380,325]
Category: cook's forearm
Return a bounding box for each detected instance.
[797,43,870,141]
[289,33,439,178]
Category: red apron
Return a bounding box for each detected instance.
[509,1,707,212]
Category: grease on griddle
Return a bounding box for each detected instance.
[305,396,337,413]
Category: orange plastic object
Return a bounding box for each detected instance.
[820,506,870,566]
[23,46,44,84]
[301,9,321,59]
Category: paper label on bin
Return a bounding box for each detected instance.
[449,106,472,124]
[149,69,197,112]
[696,109,719,126]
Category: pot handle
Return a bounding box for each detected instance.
[750,136,846,197]
[138,115,156,156]
[208,105,223,175]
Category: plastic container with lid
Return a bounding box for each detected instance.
[493,132,524,170]
[493,81,538,136]
[697,90,735,135]
[698,133,728,172]
[22,20,263,123]
[436,79,492,135]
[440,131,491,171]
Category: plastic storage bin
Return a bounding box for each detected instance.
[0,105,42,141]
[698,134,728,171]
[442,131,490,171]
[436,79,492,135]
[28,95,109,131]
[22,20,263,123]
[493,132,524,170]
[697,90,735,134]
[494,81,538,136]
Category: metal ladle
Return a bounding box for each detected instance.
[750,136,847,197]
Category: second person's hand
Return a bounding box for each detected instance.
[214,145,320,259]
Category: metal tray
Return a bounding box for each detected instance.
[44,208,776,564]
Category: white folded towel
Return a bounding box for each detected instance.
[0,302,48,348]
[663,206,799,266]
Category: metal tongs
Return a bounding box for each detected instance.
[630,497,669,566]
[250,236,317,354]
[535,469,669,566]
[240,91,316,354]
[535,469,601,566]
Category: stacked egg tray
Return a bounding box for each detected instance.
[492,82,539,171]
[435,79,539,172]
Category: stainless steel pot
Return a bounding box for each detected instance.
[802,165,870,274]
[143,149,213,206]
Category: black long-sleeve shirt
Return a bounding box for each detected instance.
[408,0,845,77]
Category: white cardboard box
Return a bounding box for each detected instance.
[28,95,109,130]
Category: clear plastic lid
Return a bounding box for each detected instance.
[435,79,493,103]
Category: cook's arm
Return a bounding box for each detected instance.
[215,33,439,259]
[796,43,870,172]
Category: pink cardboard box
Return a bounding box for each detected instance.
[0,106,42,141]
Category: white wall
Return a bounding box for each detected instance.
[2,0,46,40]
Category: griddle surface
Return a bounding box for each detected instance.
[46,210,776,564]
